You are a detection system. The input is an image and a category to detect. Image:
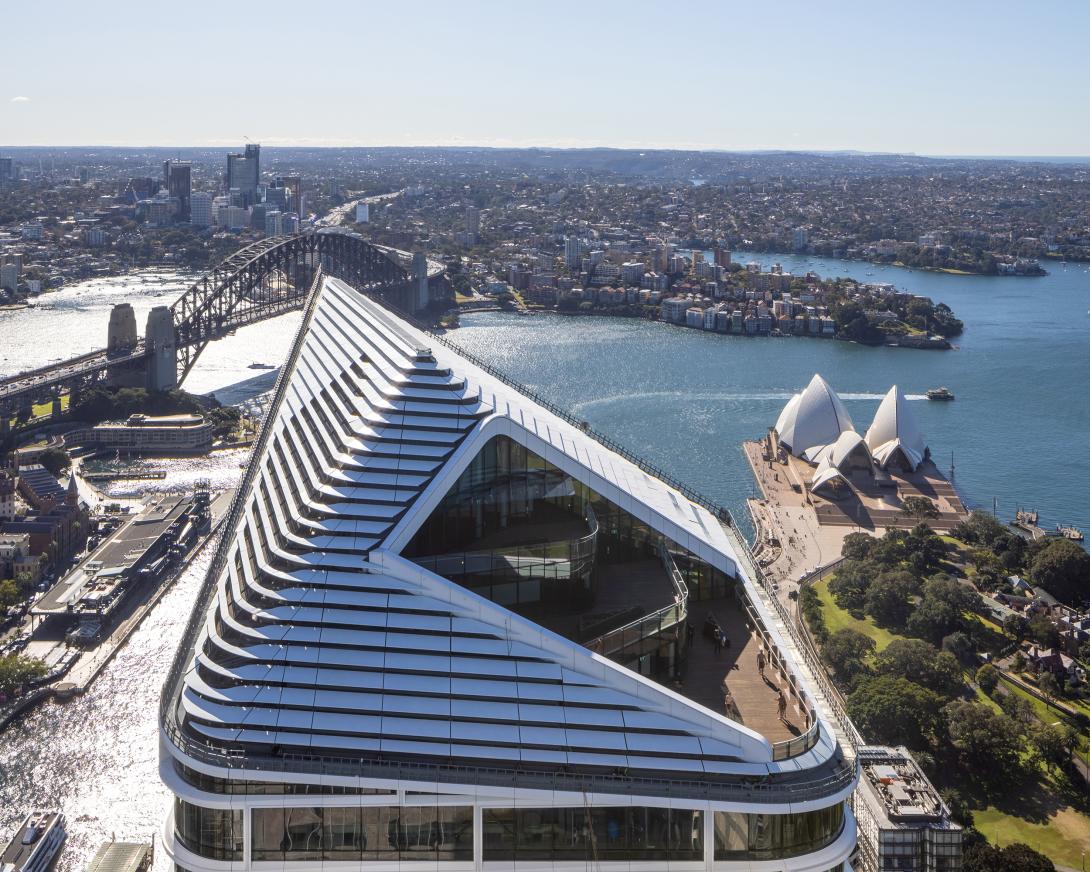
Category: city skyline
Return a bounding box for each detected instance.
[4,0,1090,156]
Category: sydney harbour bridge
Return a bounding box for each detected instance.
[0,230,450,429]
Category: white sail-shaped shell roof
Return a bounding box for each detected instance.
[811,459,849,493]
[865,385,926,471]
[810,430,872,472]
[774,374,855,459]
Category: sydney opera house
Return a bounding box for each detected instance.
[772,375,930,499]
[158,275,858,871]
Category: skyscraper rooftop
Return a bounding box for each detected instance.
[159,274,857,870]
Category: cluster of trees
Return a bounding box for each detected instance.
[805,519,1089,858]
[0,653,47,697]
[0,572,37,612]
[831,293,963,345]
[38,446,72,477]
[882,243,1044,277]
[838,633,1079,799]
[556,296,657,319]
[827,527,980,641]
[111,227,240,270]
[69,387,239,438]
[71,387,205,423]
[953,510,1090,605]
[963,839,1055,872]
[1029,538,1090,605]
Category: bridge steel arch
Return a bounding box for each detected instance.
[170,231,414,382]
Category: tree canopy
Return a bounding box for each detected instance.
[864,570,918,629]
[963,841,1055,872]
[875,639,962,695]
[1029,538,1090,605]
[821,628,876,683]
[38,447,71,476]
[944,700,1024,786]
[848,676,946,748]
[0,654,48,696]
[901,496,939,520]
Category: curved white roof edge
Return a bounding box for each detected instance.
[810,430,872,471]
[775,374,855,458]
[811,461,848,491]
[865,385,926,471]
[163,276,859,786]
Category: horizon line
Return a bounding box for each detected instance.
[1,143,1089,162]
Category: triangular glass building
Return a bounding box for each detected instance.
[159,276,857,871]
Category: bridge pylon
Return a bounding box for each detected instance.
[145,306,178,391]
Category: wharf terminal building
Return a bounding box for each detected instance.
[159,275,858,871]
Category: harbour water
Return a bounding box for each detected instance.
[0,275,299,869]
[451,252,1090,537]
[0,255,1086,862]
[0,271,302,402]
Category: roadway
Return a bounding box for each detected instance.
[0,343,147,404]
[0,229,443,409]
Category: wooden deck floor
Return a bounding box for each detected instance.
[676,596,800,744]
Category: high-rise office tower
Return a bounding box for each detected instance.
[278,175,303,215]
[163,161,192,222]
[158,274,858,872]
[226,143,261,206]
[189,192,213,228]
[465,205,480,238]
[263,210,282,237]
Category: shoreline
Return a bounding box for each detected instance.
[0,499,229,733]
[455,306,955,350]
[3,265,198,305]
[730,248,1048,278]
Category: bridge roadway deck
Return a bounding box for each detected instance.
[0,343,148,403]
[0,233,435,406]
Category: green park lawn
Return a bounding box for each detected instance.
[812,576,898,652]
[7,393,70,428]
[976,791,1090,869]
[813,573,1090,868]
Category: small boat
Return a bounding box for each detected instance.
[247,362,275,370]
[1,811,66,872]
[1057,524,1085,542]
[926,386,955,401]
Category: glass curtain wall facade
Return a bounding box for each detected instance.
[713,805,845,861]
[174,800,244,861]
[405,435,733,606]
[404,435,597,608]
[483,806,703,862]
[173,800,847,866]
[250,805,473,862]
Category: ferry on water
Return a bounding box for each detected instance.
[247,361,276,370]
[1,811,66,872]
[926,386,955,401]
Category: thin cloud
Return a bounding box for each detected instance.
[10,96,30,103]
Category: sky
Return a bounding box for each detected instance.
[2,0,1089,156]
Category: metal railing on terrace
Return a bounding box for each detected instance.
[161,718,857,806]
[158,273,859,792]
[587,539,688,659]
